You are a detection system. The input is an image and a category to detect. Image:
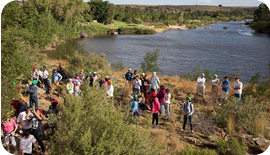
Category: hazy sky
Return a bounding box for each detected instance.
[84,0,263,6]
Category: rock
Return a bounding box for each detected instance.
[187,137,197,144]
[196,141,217,149]
[255,139,266,146]
[80,33,88,38]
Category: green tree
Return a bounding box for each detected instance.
[88,1,115,23]
[141,49,160,73]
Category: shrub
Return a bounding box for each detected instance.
[254,117,268,138]
[227,115,236,135]
[216,138,248,155]
[111,59,124,71]
[49,85,159,154]
[180,64,217,82]
[175,145,217,155]
[141,49,160,73]
[134,18,143,24]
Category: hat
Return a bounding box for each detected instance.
[80,69,84,72]
[77,82,81,85]
[32,80,37,84]
[13,82,17,85]
[37,109,42,114]
[145,90,149,94]
[88,72,92,75]
[108,80,113,84]
[98,75,101,78]
[214,74,218,77]
[141,73,145,76]
[105,76,109,79]
[128,68,132,71]
[186,97,192,101]
[20,97,26,102]
[166,89,170,92]
[41,66,44,69]
[69,78,72,81]
[152,92,156,97]
[133,94,138,98]
[33,66,36,70]
[201,73,205,77]
[94,72,97,74]
[153,72,156,75]
[53,98,58,102]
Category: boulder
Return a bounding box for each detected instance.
[196,141,217,149]
[187,137,197,144]
[80,33,88,38]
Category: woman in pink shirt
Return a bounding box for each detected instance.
[2,117,18,154]
[151,92,161,128]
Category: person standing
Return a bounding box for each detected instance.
[234,78,243,100]
[19,129,39,155]
[41,66,49,94]
[194,73,206,101]
[151,92,160,128]
[26,109,45,155]
[150,72,160,93]
[164,89,171,121]
[31,66,39,84]
[133,76,142,93]
[78,69,85,80]
[157,85,166,117]
[143,75,151,96]
[17,107,33,132]
[26,80,38,110]
[50,68,62,96]
[133,70,139,79]
[140,73,145,93]
[93,72,98,83]
[107,80,114,99]
[2,117,18,154]
[85,72,93,87]
[180,97,194,133]
[220,76,230,104]
[211,74,220,103]
[130,94,139,117]
[66,78,74,94]
[74,82,81,97]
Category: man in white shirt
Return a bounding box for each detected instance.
[17,108,34,133]
[20,129,39,155]
[234,78,243,100]
[133,76,142,93]
[41,66,49,93]
[194,73,206,101]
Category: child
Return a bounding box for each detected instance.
[130,94,139,117]
[137,93,145,111]
[151,92,160,128]
[164,89,171,121]
[180,97,194,133]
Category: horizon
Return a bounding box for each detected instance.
[83,0,262,7]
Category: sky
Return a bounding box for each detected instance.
[84,0,264,6]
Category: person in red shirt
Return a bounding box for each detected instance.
[151,92,160,128]
[2,117,18,154]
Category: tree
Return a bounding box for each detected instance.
[219,4,222,7]
[88,1,115,23]
[141,49,160,73]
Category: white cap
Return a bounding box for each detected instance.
[77,82,81,85]
[128,68,132,71]
[69,78,72,81]
[93,72,97,74]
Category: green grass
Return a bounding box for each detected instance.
[89,21,148,30]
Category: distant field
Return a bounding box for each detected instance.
[89,21,148,30]
[116,4,258,12]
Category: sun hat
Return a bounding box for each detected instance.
[108,80,113,84]
[128,68,132,71]
[133,94,138,98]
[214,74,218,77]
[88,72,92,75]
[94,72,97,74]
[105,76,109,79]
[98,75,101,78]
[20,97,26,102]
[32,80,37,84]
[153,72,156,75]
[187,97,192,101]
[201,73,205,77]
[69,78,72,81]
[77,82,81,85]
[81,69,84,72]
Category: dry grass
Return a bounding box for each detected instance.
[254,117,268,138]
[227,115,236,135]
[204,103,214,115]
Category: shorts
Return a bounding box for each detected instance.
[4,135,16,146]
[196,86,205,94]
[221,91,229,99]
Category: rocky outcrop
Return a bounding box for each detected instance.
[80,32,88,38]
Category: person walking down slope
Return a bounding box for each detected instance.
[211,74,220,103]
[194,73,206,101]
[157,85,166,117]
[220,76,230,104]
[180,97,194,133]
[150,72,160,93]
[26,80,39,111]
[151,92,161,128]
[234,78,243,100]
[66,78,74,94]
[50,69,62,96]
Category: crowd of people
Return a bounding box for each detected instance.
[2,66,244,154]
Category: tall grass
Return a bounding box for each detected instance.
[227,115,236,135]
[254,117,268,138]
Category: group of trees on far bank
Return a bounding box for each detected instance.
[250,3,270,34]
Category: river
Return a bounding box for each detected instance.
[76,21,270,82]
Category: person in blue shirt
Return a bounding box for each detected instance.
[50,68,62,96]
[130,94,140,117]
[123,68,133,95]
[26,80,39,110]
[221,76,230,103]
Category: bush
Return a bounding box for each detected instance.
[49,85,159,154]
[216,138,248,155]
[141,49,160,73]
[175,145,217,155]
[134,18,143,24]
[111,59,124,71]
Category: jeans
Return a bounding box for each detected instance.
[30,96,38,110]
[152,113,158,125]
[182,115,193,131]
[164,103,170,119]
[43,78,49,93]
[235,93,241,100]
[32,131,45,153]
[159,102,164,116]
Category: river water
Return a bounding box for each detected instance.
[77,21,270,82]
